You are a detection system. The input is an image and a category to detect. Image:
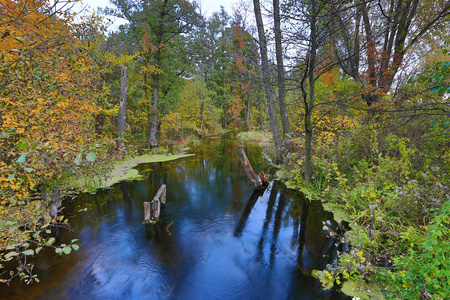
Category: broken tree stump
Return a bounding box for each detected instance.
[49,185,62,219]
[235,146,263,189]
[144,202,151,223]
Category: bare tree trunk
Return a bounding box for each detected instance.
[303,0,318,183]
[273,0,290,138]
[148,74,159,147]
[117,65,128,149]
[253,0,283,163]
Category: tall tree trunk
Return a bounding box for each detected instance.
[253,0,283,163]
[148,73,159,147]
[304,0,318,183]
[273,0,290,138]
[144,72,150,135]
[117,65,128,149]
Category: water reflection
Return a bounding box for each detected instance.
[0,135,347,299]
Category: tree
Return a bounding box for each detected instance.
[273,0,290,137]
[332,0,450,105]
[253,0,283,163]
[108,0,201,147]
[117,65,128,148]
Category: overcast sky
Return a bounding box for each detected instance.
[74,0,237,31]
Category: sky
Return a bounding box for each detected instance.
[74,0,237,31]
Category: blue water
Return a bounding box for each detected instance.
[0,135,345,299]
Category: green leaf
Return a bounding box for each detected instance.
[71,239,79,243]
[34,278,40,283]
[63,246,71,254]
[15,37,25,43]
[71,244,79,251]
[17,153,27,163]
[86,152,96,162]
[431,86,441,93]
[55,248,63,255]
[4,252,19,259]
[46,237,56,246]
[438,86,447,95]
[22,249,34,256]
[35,247,42,254]
[8,173,15,181]
[24,167,34,172]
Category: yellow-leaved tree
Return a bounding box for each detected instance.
[0,0,106,284]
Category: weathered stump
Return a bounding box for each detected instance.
[235,146,263,189]
[144,202,151,223]
[49,185,62,219]
[152,198,160,221]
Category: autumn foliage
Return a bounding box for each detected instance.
[0,0,104,283]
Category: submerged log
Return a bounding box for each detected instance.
[235,146,263,189]
[144,202,151,223]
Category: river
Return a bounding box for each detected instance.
[1,134,347,299]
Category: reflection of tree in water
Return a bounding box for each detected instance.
[234,181,345,297]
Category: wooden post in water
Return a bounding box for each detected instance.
[152,198,160,221]
[235,146,263,189]
[144,202,151,223]
[154,184,166,205]
[144,184,166,223]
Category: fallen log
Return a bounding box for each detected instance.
[259,171,269,186]
[235,146,264,189]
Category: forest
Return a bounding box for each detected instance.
[1,0,450,298]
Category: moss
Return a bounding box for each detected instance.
[341,277,385,299]
[322,202,354,223]
[67,153,194,192]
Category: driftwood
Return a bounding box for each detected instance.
[235,146,266,189]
